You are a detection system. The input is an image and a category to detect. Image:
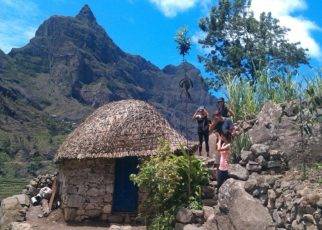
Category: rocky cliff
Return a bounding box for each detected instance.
[0,5,216,168]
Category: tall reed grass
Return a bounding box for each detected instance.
[223,72,320,120]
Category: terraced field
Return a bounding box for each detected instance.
[0,178,28,200]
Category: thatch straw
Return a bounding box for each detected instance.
[55,99,187,162]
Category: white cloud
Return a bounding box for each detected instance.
[0,0,39,53]
[250,0,321,59]
[148,0,211,17]
[192,31,207,52]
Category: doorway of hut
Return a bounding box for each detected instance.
[112,156,139,213]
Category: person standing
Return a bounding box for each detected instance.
[217,97,234,118]
[216,134,230,191]
[193,106,211,157]
[210,110,234,191]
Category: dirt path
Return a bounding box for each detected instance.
[26,206,146,230]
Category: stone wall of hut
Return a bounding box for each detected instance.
[59,159,115,222]
[59,158,146,223]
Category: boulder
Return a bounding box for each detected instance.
[246,161,262,172]
[240,150,254,162]
[108,225,122,230]
[291,220,305,230]
[10,222,32,230]
[0,196,26,229]
[272,210,283,227]
[247,101,322,167]
[176,208,193,224]
[244,179,257,193]
[269,150,283,161]
[303,193,321,206]
[228,164,249,181]
[202,206,214,221]
[218,179,274,230]
[191,209,204,224]
[267,161,282,170]
[12,195,30,207]
[303,214,316,225]
[267,189,276,202]
[202,199,217,207]
[251,144,270,158]
[256,155,267,168]
[316,198,322,208]
[175,223,204,230]
[203,213,234,230]
[201,186,214,199]
[317,219,322,230]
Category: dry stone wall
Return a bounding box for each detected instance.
[59,159,115,222]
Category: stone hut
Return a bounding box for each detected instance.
[55,99,186,222]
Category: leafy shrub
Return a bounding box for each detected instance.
[130,141,209,229]
[27,155,43,176]
[0,152,11,176]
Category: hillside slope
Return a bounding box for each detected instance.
[0,5,216,173]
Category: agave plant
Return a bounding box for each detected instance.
[175,27,191,61]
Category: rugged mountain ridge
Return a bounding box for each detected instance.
[0,5,216,170]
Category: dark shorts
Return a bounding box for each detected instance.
[217,170,229,190]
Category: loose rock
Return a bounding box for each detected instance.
[228,164,249,181]
[218,179,274,230]
[176,208,193,224]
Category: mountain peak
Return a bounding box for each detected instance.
[76,4,96,23]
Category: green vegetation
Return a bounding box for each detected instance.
[216,69,322,122]
[175,27,191,61]
[231,133,251,163]
[314,163,322,170]
[131,142,209,229]
[224,75,259,120]
[314,164,322,185]
[297,76,321,178]
[0,152,11,175]
[198,0,308,86]
[0,152,29,199]
[27,155,43,176]
[0,178,27,200]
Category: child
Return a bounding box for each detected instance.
[210,110,234,191]
[216,134,230,190]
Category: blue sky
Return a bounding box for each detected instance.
[0,0,321,78]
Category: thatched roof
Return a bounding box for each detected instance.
[55,99,187,161]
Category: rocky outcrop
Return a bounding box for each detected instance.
[175,179,275,230]
[245,171,322,229]
[0,194,30,230]
[186,126,321,230]
[245,101,322,167]
[0,5,216,169]
[5,4,216,140]
[239,142,288,174]
[218,179,274,230]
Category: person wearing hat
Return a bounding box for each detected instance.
[217,97,234,118]
[193,106,211,157]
